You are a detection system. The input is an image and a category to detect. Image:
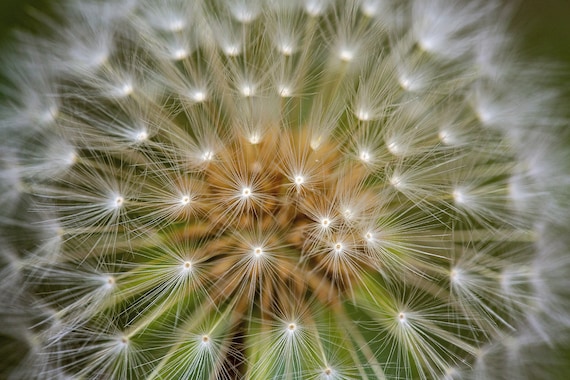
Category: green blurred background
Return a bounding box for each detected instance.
[2,0,570,61]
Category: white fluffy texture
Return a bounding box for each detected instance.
[0,0,569,379]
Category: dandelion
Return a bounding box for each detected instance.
[1,0,569,379]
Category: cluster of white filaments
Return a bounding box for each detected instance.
[0,0,568,379]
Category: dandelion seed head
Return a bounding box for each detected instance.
[1,1,568,379]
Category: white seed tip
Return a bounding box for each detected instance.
[361,1,379,16]
[278,85,292,97]
[173,48,188,60]
[248,133,260,144]
[399,76,412,90]
[339,49,354,62]
[119,83,133,96]
[387,141,401,155]
[169,19,186,32]
[305,1,325,16]
[224,44,240,56]
[450,268,461,283]
[356,109,371,121]
[41,105,59,123]
[452,188,465,204]
[242,187,252,197]
[105,276,116,289]
[241,85,254,97]
[438,129,453,145]
[253,247,263,257]
[398,312,406,323]
[113,196,124,208]
[279,43,294,56]
[182,261,192,271]
[390,175,402,188]
[201,151,214,161]
[191,90,207,102]
[135,130,148,142]
[359,151,371,162]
